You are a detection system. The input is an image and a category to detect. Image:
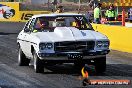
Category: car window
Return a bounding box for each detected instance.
[32,17,53,32]
[27,16,94,33]
[37,16,94,31]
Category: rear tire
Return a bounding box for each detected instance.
[94,56,106,73]
[18,47,30,66]
[33,51,44,73]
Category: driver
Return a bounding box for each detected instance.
[33,18,49,32]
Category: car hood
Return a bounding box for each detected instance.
[33,27,108,42]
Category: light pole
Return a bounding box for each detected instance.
[79,0,80,7]
[48,0,49,9]
[78,0,81,13]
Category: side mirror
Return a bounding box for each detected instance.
[24,28,30,32]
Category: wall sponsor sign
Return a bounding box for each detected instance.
[20,11,51,22]
[0,2,51,22]
[0,2,19,22]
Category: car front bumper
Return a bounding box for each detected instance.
[38,49,110,61]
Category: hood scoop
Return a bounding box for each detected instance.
[54,27,73,38]
[54,27,84,38]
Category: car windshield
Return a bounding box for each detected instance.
[34,15,93,31]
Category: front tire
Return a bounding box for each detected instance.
[33,51,44,73]
[18,47,30,66]
[94,56,106,73]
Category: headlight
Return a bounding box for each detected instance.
[103,41,109,47]
[39,43,46,50]
[96,41,109,48]
[96,41,103,48]
[39,43,53,50]
[46,43,53,49]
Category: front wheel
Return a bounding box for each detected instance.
[94,56,106,73]
[33,51,44,73]
[18,47,30,66]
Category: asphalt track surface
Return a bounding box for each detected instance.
[0,22,131,88]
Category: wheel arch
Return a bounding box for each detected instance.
[17,42,20,48]
[31,45,35,55]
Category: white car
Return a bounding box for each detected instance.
[17,13,110,73]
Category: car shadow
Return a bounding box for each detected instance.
[44,64,82,75]
[43,64,132,77]
[43,63,96,76]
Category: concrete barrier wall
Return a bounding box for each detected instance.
[92,24,132,53]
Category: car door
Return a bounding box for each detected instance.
[22,18,37,57]
[18,20,31,57]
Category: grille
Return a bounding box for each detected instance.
[54,41,95,52]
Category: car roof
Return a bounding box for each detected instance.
[32,13,83,18]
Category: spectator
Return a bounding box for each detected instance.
[55,5,63,13]
[94,3,102,24]
[85,11,91,23]
[105,4,117,21]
